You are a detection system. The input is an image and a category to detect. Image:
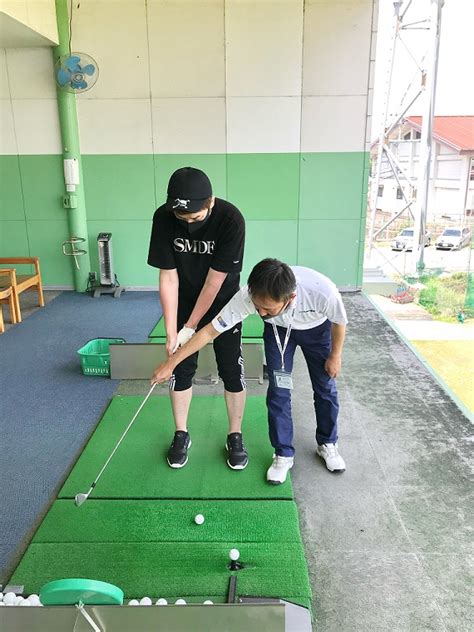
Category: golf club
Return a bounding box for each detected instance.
[75,383,157,507]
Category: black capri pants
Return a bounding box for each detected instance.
[170,299,246,393]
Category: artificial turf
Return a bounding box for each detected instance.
[9,394,312,613]
[149,314,264,339]
[9,542,312,605]
[33,500,301,544]
[59,396,293,500]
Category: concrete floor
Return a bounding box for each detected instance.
[4,291,472,630]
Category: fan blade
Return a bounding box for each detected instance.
[81,64,96,76]
[71,79,88,90]
[65,56,81,72]
[57,68,72,86]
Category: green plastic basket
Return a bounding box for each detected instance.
[77,338,125,376]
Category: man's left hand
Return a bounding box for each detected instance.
[151,360,174,385]
[325,353,342,379]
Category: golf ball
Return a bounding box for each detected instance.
[175,599,186,605]
[194,514,205,525]
[203,600,213,605]
[27,594,41,606]
[140,597,152,606]
[156,598,168,605]
[3,592,16,606]
[20,599,31,606]
[128,599,139,606]
[229,548,240,561]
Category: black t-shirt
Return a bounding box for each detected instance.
[148,197,245,308]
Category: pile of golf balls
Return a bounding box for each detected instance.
[0,592,43,606]
[127,596,213,606]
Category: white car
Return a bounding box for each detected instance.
[435,227,472,250]
[391,228,431,251]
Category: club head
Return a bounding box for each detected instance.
[75,493,89,507]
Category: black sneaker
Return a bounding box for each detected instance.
[225,432,248,470]
[167,431,192,469]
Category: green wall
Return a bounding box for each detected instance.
[0,152,368,288]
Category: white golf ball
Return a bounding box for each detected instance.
[156,598,168,605]
[229,548,240,561]
[194,514,205,525]
[3,592,16,606]
[14,596,24,606]
[128,599,139,606]
[27,594,41,606]
[20,599,31,606]
[203,600,213,605]
[140,597,152,606]
[175,598,186,605]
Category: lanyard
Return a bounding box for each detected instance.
[271,308,295,371]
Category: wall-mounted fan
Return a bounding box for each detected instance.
[55,53,99,93]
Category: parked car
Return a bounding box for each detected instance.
[391,227,431,251]
[435,227,472,250]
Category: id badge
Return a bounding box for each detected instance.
[274,370,293,390]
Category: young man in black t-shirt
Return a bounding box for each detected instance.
[148,167,247,470]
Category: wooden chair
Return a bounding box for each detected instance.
[0,257,45,323]
[0,269,18,333]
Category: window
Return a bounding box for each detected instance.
[403,132,411,140]
[378,185,384,197]
[415,131,421,139]
[470,158,474,181]
[396,187,403,200]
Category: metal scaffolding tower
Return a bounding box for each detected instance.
[367,0,444,276]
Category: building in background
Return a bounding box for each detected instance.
[371,115,474,224]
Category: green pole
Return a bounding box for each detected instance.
[53,0,91,292]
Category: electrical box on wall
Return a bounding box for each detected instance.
[63,158,79,192]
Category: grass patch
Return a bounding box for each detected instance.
[411,339,474,413]
[416,272,472,321]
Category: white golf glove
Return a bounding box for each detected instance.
[172,326,195,353]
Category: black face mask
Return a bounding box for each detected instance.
[177,208,211,234]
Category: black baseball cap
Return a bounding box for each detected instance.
[166,167,213,214]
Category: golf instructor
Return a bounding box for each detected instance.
[151,258,348,484]
[148,167,247,470]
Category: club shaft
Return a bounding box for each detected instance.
[85,384,157,496]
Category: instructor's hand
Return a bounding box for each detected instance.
[151,360,174,385]
[325,353,341,379]
[172,326,195,353]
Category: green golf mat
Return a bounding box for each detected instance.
[9,542,311,606]
[59,396,293,500]
[149,313,264,340]
[33,500,300,543]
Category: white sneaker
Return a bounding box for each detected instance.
[266,455,294,485]
[316,443,345,472]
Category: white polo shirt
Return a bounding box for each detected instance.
[212,266,348,333]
